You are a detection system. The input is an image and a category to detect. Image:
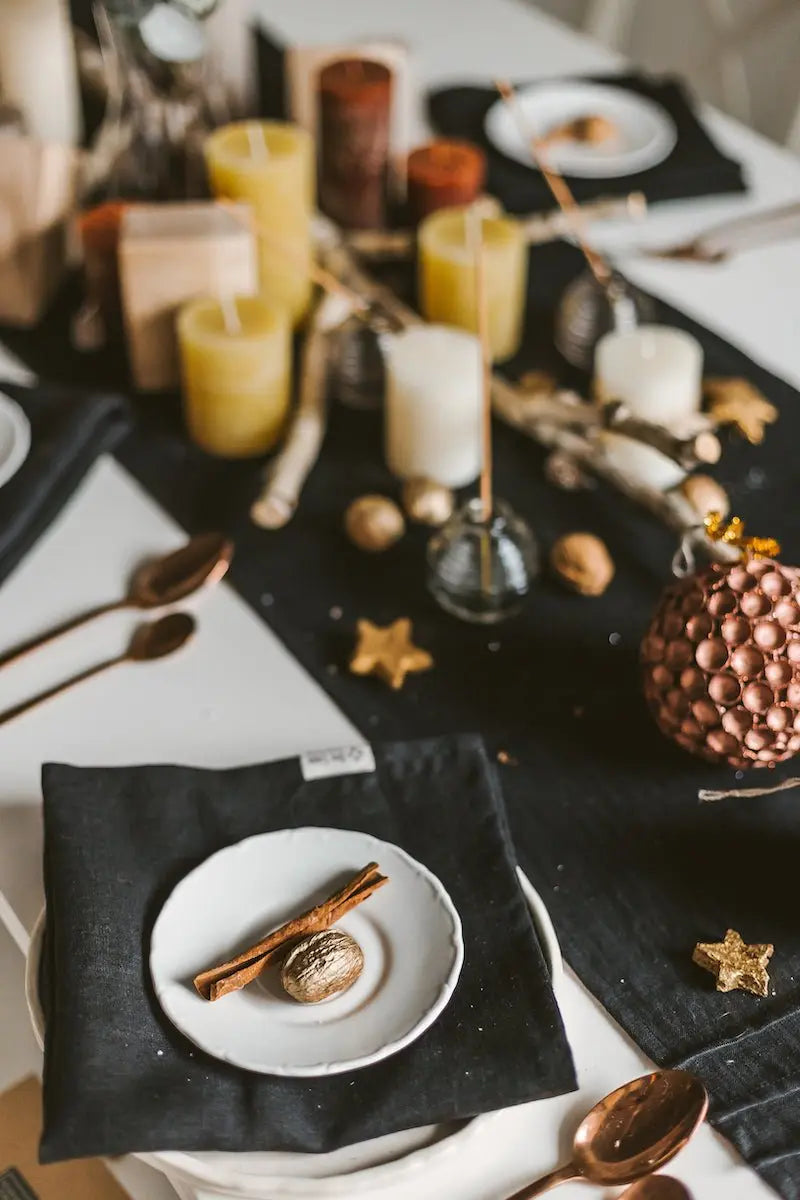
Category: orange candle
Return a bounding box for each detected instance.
[407,140,486,225]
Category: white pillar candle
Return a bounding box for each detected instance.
[0,0,81,145]
[594,324,703,426]
[594,323,703,491]
[384,325,482,487]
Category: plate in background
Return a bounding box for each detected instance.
[0,392,30,489]
[485,80,677,177]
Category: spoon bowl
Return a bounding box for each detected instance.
[508,1070,707,1198]
[574,1070,708,1185]
[129,612,197,661]
[132,532,233,609]
[621,1176,692,1200]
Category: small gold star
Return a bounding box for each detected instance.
[349,618,433,690]
[693,929,773,997]
[704,377,779,444]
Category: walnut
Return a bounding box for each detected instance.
[401,477,454,526]
[550,532,614,597]
[344,495,405,551]
[281,930,364,1004]
[679,474,730,520]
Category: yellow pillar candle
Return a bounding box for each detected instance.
[178,296,291,458]
[205,121,314,326]
[418,205,528,361]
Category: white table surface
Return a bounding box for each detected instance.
[1,1,798,1196]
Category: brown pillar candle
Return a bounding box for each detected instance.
[407,140,487,225]
[318,57,393,230]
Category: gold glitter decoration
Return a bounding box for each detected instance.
[704,512,781,562]
[704,377,779,444]
[349,618,433,690]
[693,929,773,997]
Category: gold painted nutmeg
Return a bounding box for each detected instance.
[550,532,614,597]
[281,929,364,1004]
[344,495,405,552]
[679,474,730,520]
[401,477,454,526]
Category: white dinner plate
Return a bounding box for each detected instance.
[26,868,561,1197]
[150,828,464,1077]
[0,391,30,489]
[484,80,677,178]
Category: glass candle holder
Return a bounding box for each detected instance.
[554,267,657,371]
[427,497,539,624]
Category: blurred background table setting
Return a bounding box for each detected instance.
[2,2,800,1200]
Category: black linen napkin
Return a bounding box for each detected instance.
[429,73,746,212]
[0,382,132,588]
[40,736,576,1163]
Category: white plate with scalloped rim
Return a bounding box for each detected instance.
[485,80,677,178]
[150,828,464,1077]
[26,869,561,1197]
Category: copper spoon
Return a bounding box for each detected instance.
[621,1177,692,1200]
[504,1070,707,1197]
[0,533,231,671]
[0,612,196,728]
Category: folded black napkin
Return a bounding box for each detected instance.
[40,735,576,1163]
[0,382,132,589]
[429,73,746,212]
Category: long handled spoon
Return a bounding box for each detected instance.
[503,1070,707,1197]
[0,533,230,671]
[621,1176,692,1199]
[0,612,196,728]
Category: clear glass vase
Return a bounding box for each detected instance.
[427,497,539,624]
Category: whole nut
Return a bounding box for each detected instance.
[550,532,614,597]
[401,477,454,526]
[344,495,405,552]
[679,474,730,520]
[281,930,364,1004]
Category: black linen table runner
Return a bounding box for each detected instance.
[428,73,746,212]
[40,736,575,1162]
[115,238,800,1197]
[6,228,800,1192]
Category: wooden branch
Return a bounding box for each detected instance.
[250,292,353,530]
[313,218,737,561]
[342,192,647,261]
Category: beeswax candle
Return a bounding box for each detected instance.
[418,206,527,361]
[178,296,291,458]
[205,121,314,325]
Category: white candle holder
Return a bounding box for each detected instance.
[427,497,539,624]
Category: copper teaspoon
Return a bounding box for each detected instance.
[0,612,196,728]
[0,533,231,671]
[503,1070,707,1197]
[621,1177,692,1200]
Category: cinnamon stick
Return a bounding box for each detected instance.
[194,863,387,1000]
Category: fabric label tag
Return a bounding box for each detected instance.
[300,744,376,781]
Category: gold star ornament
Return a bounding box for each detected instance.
[349,618,433,690]
[704,377,779,444]
[693,929,773,997]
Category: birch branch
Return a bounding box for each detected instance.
[250,292,353,530]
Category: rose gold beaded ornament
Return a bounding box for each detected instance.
[642,513,800,768]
